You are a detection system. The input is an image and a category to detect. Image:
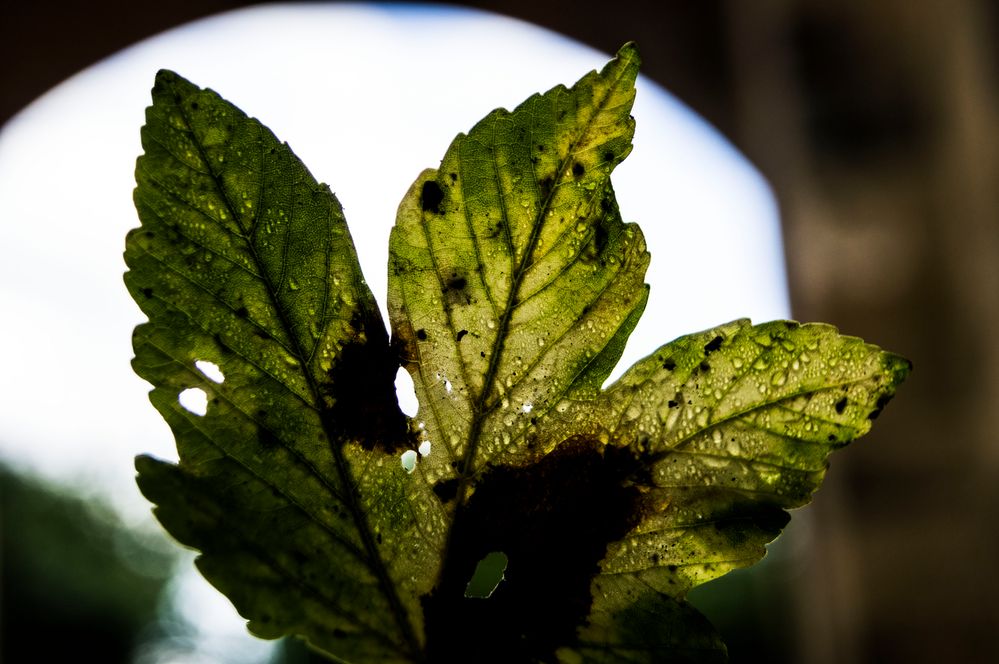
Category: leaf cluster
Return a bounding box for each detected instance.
[124,44,909,663]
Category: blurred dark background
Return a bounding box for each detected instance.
[3,1,996,662]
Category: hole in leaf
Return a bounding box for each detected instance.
[400,449,418,473]
[444,378,453,394]
[395,367,418,417]
[195,359,224,383]
[418,440,432,457]
[521,402,533,414]
[464,551,508,599]
[178,388,208,416]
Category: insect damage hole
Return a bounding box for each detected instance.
[464,551,508,599]
[195,360,224,383]
[178,388,208,416]
[418,440,432,457]
[395,367,418,417]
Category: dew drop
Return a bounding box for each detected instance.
[400,450,418,473]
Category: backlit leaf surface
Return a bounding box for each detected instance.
[125,44,909,663]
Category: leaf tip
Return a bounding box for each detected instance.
[615,41,642,65]
[150,69,198,104]
[886,352,913,384]
[134,453,159,475]
[605,42,641,88]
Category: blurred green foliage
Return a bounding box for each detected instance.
[0,464,176,661]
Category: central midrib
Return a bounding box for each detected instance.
[432,60,637,607]
[456,58,633,487]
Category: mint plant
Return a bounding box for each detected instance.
[124,43,909,662]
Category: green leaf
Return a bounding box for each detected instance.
[388,43,648,480]
[125,44,909,663]
[125,69,431,661]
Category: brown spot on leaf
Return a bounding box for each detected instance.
[704,335,723,354]
[868,393,893,420]
[322,310,414,453]
[539,176,554,200]
[433,478,460,504]
[442,270,472,306]
[421,180,445,214]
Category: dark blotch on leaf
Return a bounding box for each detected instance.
[539,176,554,200]
[140,287,154,299]
[322,313,414,454]
[442,270,471,306]
[433,478,460,504]
[868,393,894,420]
[662,358,676,371]
[704,335,723,354]
[416,328,428,341]
[572,162,585,178]
[835,397,848,414]
[456,329,468,342]
[258,427,279,449]
[421,180,445,214]
[423,436,645,662]
[595,217,609,254]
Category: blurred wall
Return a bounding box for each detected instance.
[3,1,996,661]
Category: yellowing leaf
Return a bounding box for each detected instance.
[125,44,909,663]
[388,44,648,481]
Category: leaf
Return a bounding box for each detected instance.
[125,44,909,663]
[388,43,647,481]
[125,70,432,661]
